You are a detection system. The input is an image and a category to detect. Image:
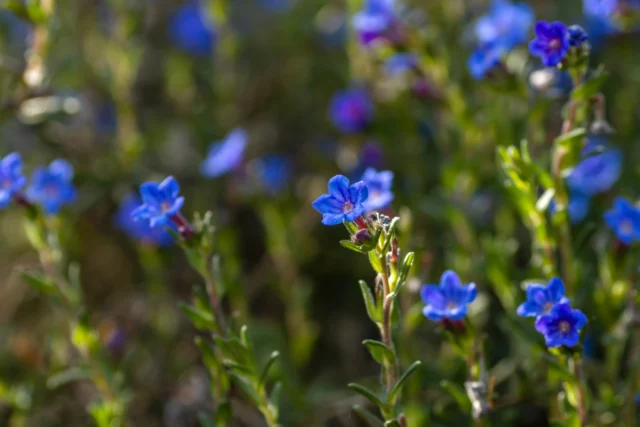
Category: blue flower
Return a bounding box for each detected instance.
[115,194,174,246]
[475,0,534,49]
[517,277,570,318]
[535,303,587,348]
[385,53,417,76]
[567,146,621,196]
[131,176,185,228]
[328,89,374,133]
[352,0,397,45]
[529,21,570,67]
[311,175,369,226]
[258,0,294,13]
[584,0,640,38]
[604,197,640,244]
[361,168,394,212]
[168,1,215,56]
[548,191,591,224]
[468,43,503,80]
[420,270,478,321]
[0,153,27,208]
[567,25,589,47]
[27,160,76,215]
[255,155,292,193]
[200,129,248,178]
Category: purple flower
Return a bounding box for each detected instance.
[475,0,534,49]
[168,1,215,56]
[535,303,587,348]
[604,197,640,244]
[131,176,185,228]
[328,89,374,133]
[200,129,248,178]
[567,146,621,196]
[115,194,174,246]
[517,277,570,318]
[529,21,570,67]
[352,0,397,46]
[361,168,394,211]
[567,25,589,46]
[27,160,76,215]
[420,270,477,321]
[0,153,27,208]
[468,43,503,79]
[311,175,369,226]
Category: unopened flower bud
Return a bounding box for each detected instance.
[351,228,371,245]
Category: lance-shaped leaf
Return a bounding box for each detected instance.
[19,270,58,297]
[441,380,472,412]
[353,405,384,427]
[387,361,422,405]
[572,66,608,101]
[179,303,216,331]
[348,383,387,410]
[380,217,400,253]
[228,371,261,406]
[369,251,385,274]
[554,128,586,177]
[195,337,230,398]
[362,340,396,366]
[359,281,382,323]
[258,351,280,390]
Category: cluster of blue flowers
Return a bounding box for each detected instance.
[0,153,76,215]
[517,278,587,347]
[468,0,534,79]
[529,21,589,67]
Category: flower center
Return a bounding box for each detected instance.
[2,179,10,189]
[543,302,554,313]
[620,219,633,235]
[446,301,457,310]
[343,201,354,213]
[161,202,171,212]
[559,320,571,334]
[550,38,561,49]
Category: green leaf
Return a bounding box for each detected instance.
[228,371,261,406]
[340,240,367,254]
[179,303,216,331]
[398,252,415,287]
[554,128,587,177]
[440,380,472,412]
[240,325,254,356]
[362,340,396,366]
[47,367,91,389]
[572,66,609,101]
[348,383,386,409]
[26,0,47,24]
[380,217,400,253]
[214,336,250,364]
[270,381,283,411]
[384,420,401,427]
[353,405,384,427]
[359,281,381,323]
[368,251,385,274]
[19,270,58,297]
[258,351,280,390]
[195,337,230,398]
[387,361,422,405]
[222,360,255,377]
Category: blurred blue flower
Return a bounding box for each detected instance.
[352,0,397,45]
[420,270,477,321]
[201,129,248,178]
[258,0,294,13]
[255,155,292,193]
[604,197,640,244]
[475,0,534,49]
[468,43,503,80]
[567,146,621,196]
[529,21,569,67]
[568,24,589,46]
[132,176,184,228]
[328,89,374,133]
[517,277,570,318]
[116,194,174,246]
[312,175,369,226]
[168,1,215,56]
[361,168,394,211]
[535,303,587,347]
[27,160,76,215]
[584,0,640,40]
[548,190,591,223]
[0,153,27,208]
[385,53,417,76]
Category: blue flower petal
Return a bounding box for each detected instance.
[327,175,350,202]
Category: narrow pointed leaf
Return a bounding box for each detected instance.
[362,340,396,366]
[440,380,472,412]
[353,405,385,427]
[258,351,280,390]
[359,281,381,322]
[179,303,216,331]
[348,383,386,409]
[387,361,422,404]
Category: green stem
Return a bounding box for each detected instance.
[569,354,588,426]
[380,266,398,394]
[625,303,640,426]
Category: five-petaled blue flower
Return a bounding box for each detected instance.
[116,194,174,247]
[201,128,248,178]
[517,277,570,318]
[604,197,640,244]
[567,24,589,47]
[420,270,478,321]
[567,143,621,196]
[535,303,587,348]
[352,0,397,46]
[27,159,76,215]
[168,1,216,56]
[329,89,374,133]
[132,176,185,228]
[529,21,570,67]
[254,155,292,194]
[361,168,394,212]
[312,175,369,226]
[0,152,26,208]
